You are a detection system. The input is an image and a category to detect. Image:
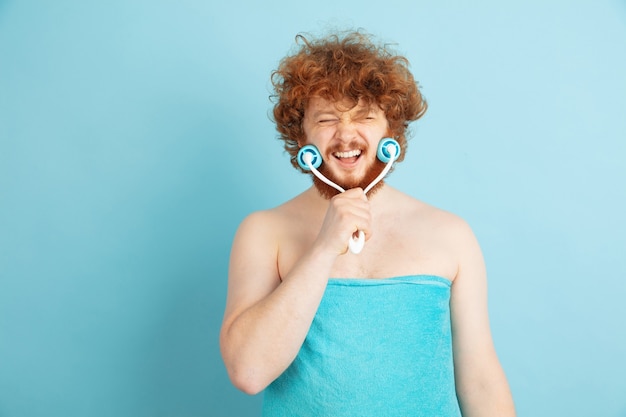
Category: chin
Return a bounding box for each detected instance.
[312,159,387,199]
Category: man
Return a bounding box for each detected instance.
[220,30,516,416]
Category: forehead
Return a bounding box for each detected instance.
[305,96,378,115]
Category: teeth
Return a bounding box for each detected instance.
[334,150,361,159]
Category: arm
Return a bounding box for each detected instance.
[450,219,516,416]
[219,189,371,395]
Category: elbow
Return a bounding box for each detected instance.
[240,384,264,396]
[234,378,267,396]
[226,365,269,395]
[221,337,269,395]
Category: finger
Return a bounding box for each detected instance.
[342,187,367,201]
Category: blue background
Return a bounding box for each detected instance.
[1,1,625,416]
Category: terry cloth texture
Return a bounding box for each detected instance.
[262,275,461,417]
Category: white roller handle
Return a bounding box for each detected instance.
[348,230,365,254]
[303,153,363,254]
[302,144,397,255]
[349,144,396,253]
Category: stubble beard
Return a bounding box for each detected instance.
[312,158,387,200]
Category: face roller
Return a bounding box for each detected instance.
[297,137,401,254]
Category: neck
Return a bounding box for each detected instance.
[306,181,391,205]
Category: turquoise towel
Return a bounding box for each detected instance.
[262,275,461,417]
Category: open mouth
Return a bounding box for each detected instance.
[332,149,362,165]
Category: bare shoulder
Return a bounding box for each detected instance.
[234,194,306,241]
[229,189,322,281]
[224,203,297,321]
[230,194,306,266]
[392,188,475,239]
[229,208,283,280]
[235,207,283,239]
[381,187,482,280]
[418,198,479,255]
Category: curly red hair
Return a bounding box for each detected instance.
[271,30,428,172]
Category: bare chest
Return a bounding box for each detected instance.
[277,214,458,281]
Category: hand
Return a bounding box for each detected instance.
[314,188,372,255]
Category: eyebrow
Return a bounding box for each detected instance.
[310,110,338,119]
[309,106,375,120]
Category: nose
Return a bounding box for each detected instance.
[334,120,358,142]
